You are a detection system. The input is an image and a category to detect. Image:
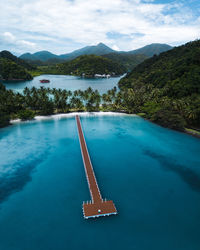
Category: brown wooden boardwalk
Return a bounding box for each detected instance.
[76,115,117,219]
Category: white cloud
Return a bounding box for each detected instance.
[1,32,37,54]
[20,40,36,47]
[0,0,199,54]
[112,45,120,51]
[3,32,16,42]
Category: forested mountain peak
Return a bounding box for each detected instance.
[20,51,59,62]
[120,39,200,97]
[129,43,173,57]
[0,50,35,70]
[0,50,33,81]
[59,43,115,60]
[119,40,200,130]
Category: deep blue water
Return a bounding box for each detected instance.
[0,114,200,250]
[3,75,122,94]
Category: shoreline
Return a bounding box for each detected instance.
[11,111,137,124]
[8,111,200,139]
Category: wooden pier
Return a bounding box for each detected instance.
[76,115,117,219]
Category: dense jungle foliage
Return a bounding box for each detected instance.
[102,53,148,71]
[53,55,126,76]
[118,40,200,130]
[0,51,33,81]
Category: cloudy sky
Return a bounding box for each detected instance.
[0,0,199,55]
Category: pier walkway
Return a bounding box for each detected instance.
[76,115,117,219]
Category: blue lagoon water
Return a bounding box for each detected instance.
[3,75,122,94]
[0,114,200,250]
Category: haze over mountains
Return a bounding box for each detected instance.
[20,43,172,62]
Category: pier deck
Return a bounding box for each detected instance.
[76,115,117,219]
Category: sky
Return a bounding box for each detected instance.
[0,0,199,55]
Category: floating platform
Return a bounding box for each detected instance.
[83,200,117,219]
[76,115,117,219]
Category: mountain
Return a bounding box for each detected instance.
[19,43,172,65]
[119,41,199,97]
[0,50,35,70]
[129,43,172,57]
[102,53,148,71]
[59,43,115,60]
[20,52,38,61]
[20,43,114,62]
[118,40,200,130]
[20,51,59,62]
[0,51,33,81]
[57,54,126,76]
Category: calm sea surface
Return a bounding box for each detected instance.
[3,75,122,94]
[0,114,200,250]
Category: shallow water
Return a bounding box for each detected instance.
[0,115,200,250]
[3,74,122,94]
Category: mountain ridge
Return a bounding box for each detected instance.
[20,42,172,62]
[128,43,173,57]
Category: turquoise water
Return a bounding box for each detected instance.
[3,75,122,94]
[0,115,200,250]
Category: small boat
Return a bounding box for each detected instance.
[40,79,50,83]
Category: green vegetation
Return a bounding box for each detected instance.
[102,53,148,71]
[0,50,35,70]
[29,66,51,77]
[0,83,104,127]
[27,54,127,77]
[0,83,11,127]
[55,55,125,76]
[29,70,45,77]
[0,51,33,81]
[118,40,200,131]
[0,58,33,80]
[19,44,172,76]
[18,110,35,121]
[185,128,200,137]
[129,43,172,57]
[19,43,172,75]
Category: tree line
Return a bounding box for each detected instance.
[0,82,199,132]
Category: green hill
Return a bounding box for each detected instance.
[129,43,172,57]
[102,53,148,71]
[0,51,33,81]
[0,50,35,70]
[0,58,33,81]
[20,51,60,62]
[57,54,125,76]
[59,43,114,61]
[119,40,200,130]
